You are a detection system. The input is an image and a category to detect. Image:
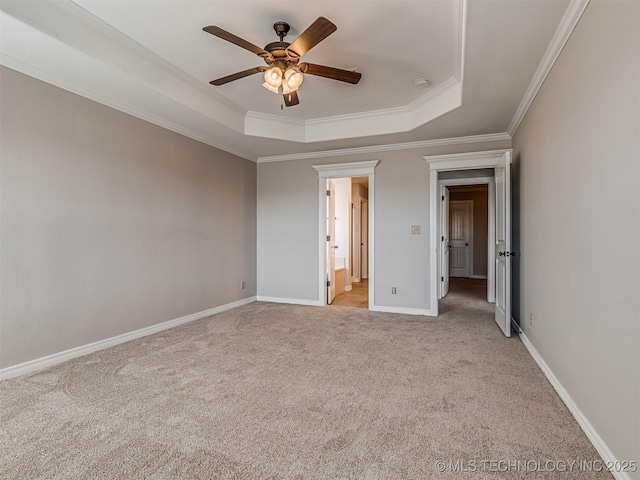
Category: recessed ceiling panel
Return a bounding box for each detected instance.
[74,0,459,120]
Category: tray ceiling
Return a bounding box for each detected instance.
[0,0,572,160]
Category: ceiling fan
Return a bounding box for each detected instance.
[203,17,362,107]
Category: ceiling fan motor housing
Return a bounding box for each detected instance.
[273,21,290,40]
[265,22,299,69]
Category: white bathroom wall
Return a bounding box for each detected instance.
[332,178,352,289]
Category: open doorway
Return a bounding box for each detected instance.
[329,176,369,308]
[448,185,489,276]
[324,176,369,308]
[442,183,491,311]
[439,173,495,302]
[426,150,513,337]
[313,161,379,309]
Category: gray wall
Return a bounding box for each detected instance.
[512,0,639,472]
[449,187,488,277]
[0,67,257,369]
[257,139,510,309]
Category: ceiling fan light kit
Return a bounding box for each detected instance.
[203,17,362,107]
[283,67,303,93]
[262,65,303,95]
[263,67,283,93]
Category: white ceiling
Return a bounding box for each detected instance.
[74,0,459,120]
[0,0,572,161]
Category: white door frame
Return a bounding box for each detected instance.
[439,178,495,302]
[425,149,512,316]
[313,161,379,307]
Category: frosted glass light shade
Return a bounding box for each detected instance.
[263,67,283,88]
[283,67,303,93]
[262,82,280,94]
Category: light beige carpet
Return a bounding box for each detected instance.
[1,279,610,479]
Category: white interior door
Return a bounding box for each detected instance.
[361,200,368,279]
[440,185,450,297]
[327,181,336,304]
[494,152,512,336]
[449,201,472,278]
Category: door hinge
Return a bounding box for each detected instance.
[327,280,331,287]
[326,190,331,196]
[441,235,444,241]
[442,195,444,201]
[441,276,444,282]
[326,235,331,241]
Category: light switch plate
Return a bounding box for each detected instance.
[411,225,421,235]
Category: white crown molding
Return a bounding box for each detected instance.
[507,0,590,136]
[0,5,258,161]
[245,0,467,143]
[0,2,246,127]
[310,77,459,125]
[245,78,463,143]
[257,133,510,163]
[313,160,380,178]
[456,0,468,84]
[0,296,257,381]
[244,111,306,143]
[425,148,512,171]
[2,0,481,156]
[60,1,246,118]
[0,53,257,162]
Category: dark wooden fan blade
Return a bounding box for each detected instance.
[203,26,270,58]
[286,17,336,57]
[210,67,266,86]
[283,91,300,107]
[299,63,362,84]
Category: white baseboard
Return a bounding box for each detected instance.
[370,304,436,317]
[256,296,323,307]
[518,330,631,480]
[344,285,353,292]
[0,296,257,381]
[470,274,488,279]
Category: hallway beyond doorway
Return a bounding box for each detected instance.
[330,279,368,308]
[439,277,491,316]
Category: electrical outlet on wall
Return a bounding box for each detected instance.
[241,280,246,290]
[392,287,396,294]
